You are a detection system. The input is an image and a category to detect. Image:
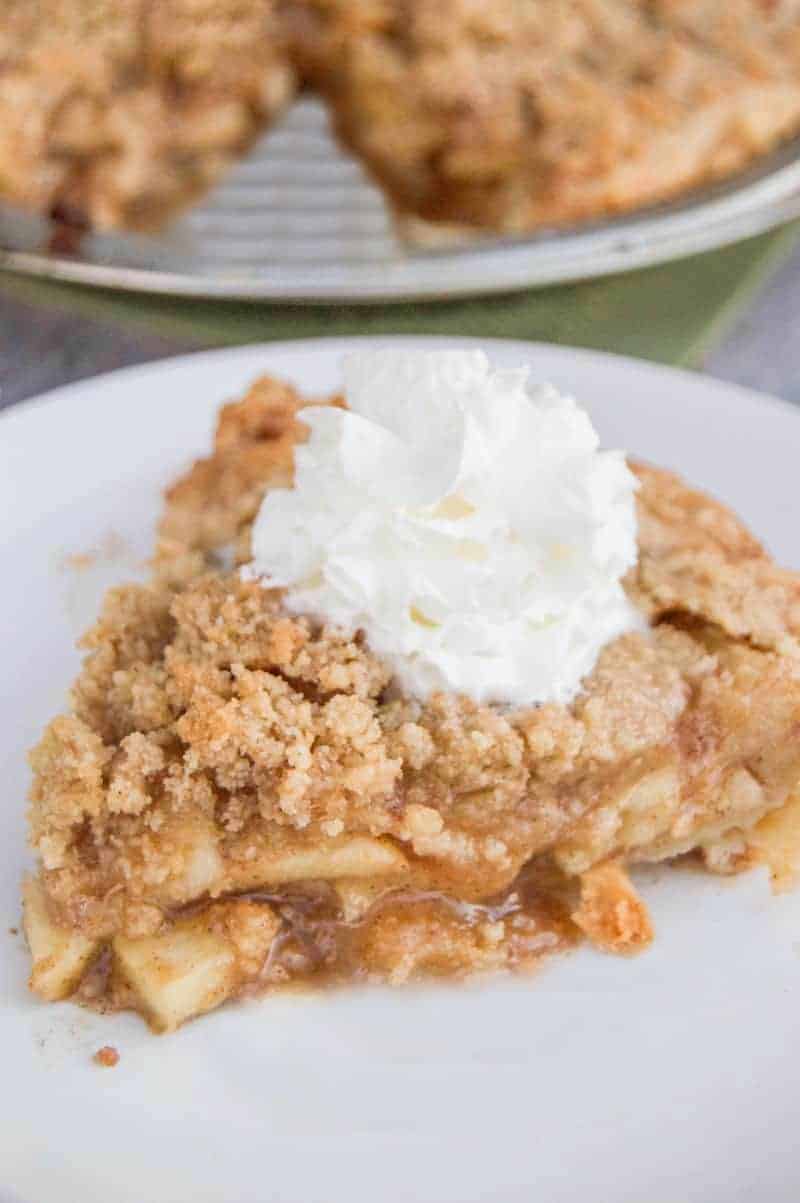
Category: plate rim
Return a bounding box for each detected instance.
[2,333,798,435]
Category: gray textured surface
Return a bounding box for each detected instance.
[705,243,800,404]
[0,296,188,411]
[1,244,800,411]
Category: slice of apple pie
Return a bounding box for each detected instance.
[24,364,800,1031]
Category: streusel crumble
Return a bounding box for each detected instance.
[23,370,800,1030]
[0,0,294,230]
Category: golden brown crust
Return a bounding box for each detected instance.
[24,373,800,1024]
[629,463,800,655]
[572,861,653,954]
[746,786,800,891]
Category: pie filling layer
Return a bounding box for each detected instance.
[23,370,800,1031]
[25,862,628,1032]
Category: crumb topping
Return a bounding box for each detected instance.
[0,0,294,229]
[291,0,800,231]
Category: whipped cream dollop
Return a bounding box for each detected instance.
[248,349,640,707]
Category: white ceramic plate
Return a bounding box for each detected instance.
[1,99,800,301]
[2,338,800,1203]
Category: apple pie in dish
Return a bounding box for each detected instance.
[23,361,800,1032]
[2,1,800,235]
